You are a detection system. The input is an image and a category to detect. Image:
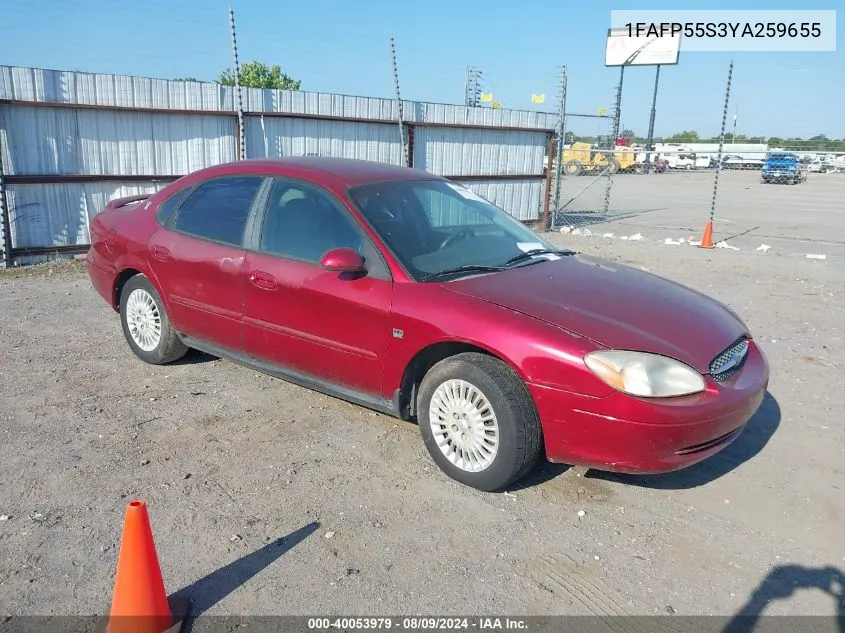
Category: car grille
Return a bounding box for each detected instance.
[709,337,749,382]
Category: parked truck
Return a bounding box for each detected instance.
[761,152,808,184]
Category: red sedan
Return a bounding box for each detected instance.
[86,157,769,492]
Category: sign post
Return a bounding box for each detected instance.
[604,26,681,170]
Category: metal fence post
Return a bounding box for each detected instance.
[542,132,555,229]
[389,37,407,167]
[644,65,661,167]
[229,7,246,160]
[0,131,11,268]
[611,66,624,141]
[710,60,734,230]
[550,65,567,231]
[602,67,624,215]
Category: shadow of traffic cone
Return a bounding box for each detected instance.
[699,220,715,249]
[102,500,189,633]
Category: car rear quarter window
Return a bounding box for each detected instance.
[155,187,194,225]
[172,176,264,247]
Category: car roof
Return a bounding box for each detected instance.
[188,156,442,188]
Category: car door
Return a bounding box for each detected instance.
[147,174,267,353]
[242,176,394,397]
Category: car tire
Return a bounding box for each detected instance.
[417,352,542,492]
[119,274,188,365]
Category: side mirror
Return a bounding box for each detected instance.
[320,247,365,273]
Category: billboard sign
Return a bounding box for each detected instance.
[604,27,681,66]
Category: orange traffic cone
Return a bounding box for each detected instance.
[699,220,714,249]
[104,500,188,633]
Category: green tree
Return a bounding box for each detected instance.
[218,60,301,90]
[666,130,700,143]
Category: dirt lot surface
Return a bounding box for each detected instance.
[1,236,843,621]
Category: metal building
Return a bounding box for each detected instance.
[0,65,557,266]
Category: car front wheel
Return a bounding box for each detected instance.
[119,274,188,365]
[417,352,542,492]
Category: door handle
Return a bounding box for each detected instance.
[249,271,278,291]
[151,245,171,262]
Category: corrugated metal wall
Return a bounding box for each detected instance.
[0,65,554,260]
[464,180,544,222]
[413,127,547,176]
[8,182,169,248]
[244,116,401,165]
[419,180,543,225]
[0,66,233,110]
[3,106,235,175]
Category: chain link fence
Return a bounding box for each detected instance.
[543,62,845,261]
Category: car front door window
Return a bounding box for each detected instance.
[258,179,389,279]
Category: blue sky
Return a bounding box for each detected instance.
[2,0,841,139]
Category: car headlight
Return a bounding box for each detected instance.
[584,350,706,398]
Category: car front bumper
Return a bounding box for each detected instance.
[528,341,770,474]
[763,170,797,178]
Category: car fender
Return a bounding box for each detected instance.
[106,207,172,312]
[384,283,614,403]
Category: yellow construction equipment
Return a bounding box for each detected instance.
[561,137,640,175]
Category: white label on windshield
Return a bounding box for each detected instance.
[447,183,487,202]
[517,242,560,260]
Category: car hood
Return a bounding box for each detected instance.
[445,254,749,374]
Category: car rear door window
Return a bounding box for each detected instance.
[172,176,264,246]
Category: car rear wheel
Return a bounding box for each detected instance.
[119,274,188,365]
[417,352,542,492]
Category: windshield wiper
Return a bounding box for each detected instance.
[420,265,505,282]
[504,248,573,267]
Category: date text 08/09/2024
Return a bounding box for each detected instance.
[625,21,823,39]
[307,617,528,630]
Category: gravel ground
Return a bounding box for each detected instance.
[0,237,843,621]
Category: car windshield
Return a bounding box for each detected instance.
[347,178,563,281]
